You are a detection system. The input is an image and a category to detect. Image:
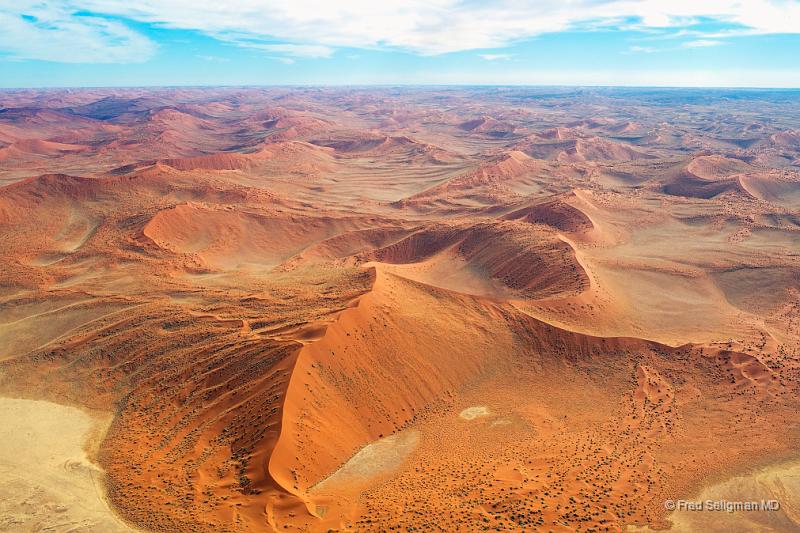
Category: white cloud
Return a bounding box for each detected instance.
[1,1,799,62]
[628,45,658,53]
[628,38,727,53]
[0,2,156,63]
[479,53,512,61]
[683,39,725,47]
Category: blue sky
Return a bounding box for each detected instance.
[1,1,800,88]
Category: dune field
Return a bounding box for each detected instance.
[0,86,799,531]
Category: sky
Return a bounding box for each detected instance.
[1,1,800,88]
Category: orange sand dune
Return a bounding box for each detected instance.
[362,221,588,299]
[738,170,800,208]
[157,141,335,174]
[426,150,535,191]
[268,267,796,530]
[142,203,376,269]
[659,156,758,199]
[770,129,800,149]
[513,135,653,162]
[662,173,751,199]
[537,126,575,140]
[0,138,87,157]
[685,154,753,180]
[310,133,462,167]
[502,193,595,233]
[458,115,518,137]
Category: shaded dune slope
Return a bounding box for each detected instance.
[501,194,595,233]
[413,150,537,197]
[361,221,589,299]
[662,156,756,199]
[513,135,653,162]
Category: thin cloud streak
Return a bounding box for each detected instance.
[479,53,512,61]
[683,39,726,47]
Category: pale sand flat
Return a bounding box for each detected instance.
[0,397,133,533]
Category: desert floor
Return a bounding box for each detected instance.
[0,86,798,531]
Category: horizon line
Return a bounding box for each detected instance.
[3,83,800,91]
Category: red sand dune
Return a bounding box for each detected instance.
[661,155,757,199]
[142,203,378,269]
[458,115,518,137]
[362,221,588,298]
[501,193,595,233]
[513,135,652,162]
[771,129,800,149]
[2,138,87,156]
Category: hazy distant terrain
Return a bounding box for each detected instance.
[0,86,799,532]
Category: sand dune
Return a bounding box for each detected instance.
[363,221,588,298]
[501,193,595,233]
[662,175,749,199]
[685,155,753,180]
[739,171,800,208]
[143,204,394,270]
[0,139,87,166]
[770,129,800,149]
[269,266,793,530]
[458,115,518,137]
[661,158,755,199]
[513,135,653,162]
[159,141,336,174]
